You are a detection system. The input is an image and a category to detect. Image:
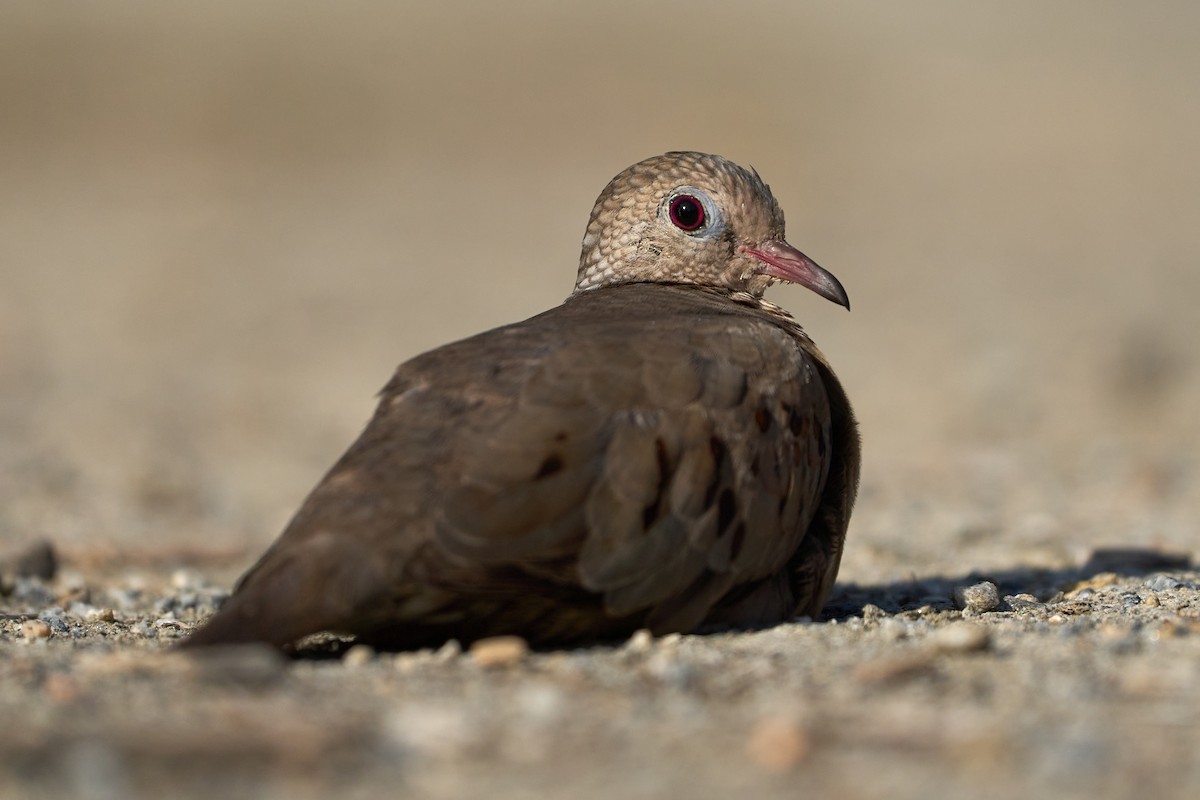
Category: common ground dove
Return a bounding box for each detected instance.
[183,152,860,651]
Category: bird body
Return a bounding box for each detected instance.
[183,152,860,651]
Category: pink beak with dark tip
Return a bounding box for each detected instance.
[742,240,850,310]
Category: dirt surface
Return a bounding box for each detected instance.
[3,550,1200,800]
[2,2,1198,798]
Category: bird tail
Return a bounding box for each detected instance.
[179,535,381,650]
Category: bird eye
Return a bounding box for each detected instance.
[668,194,706,232]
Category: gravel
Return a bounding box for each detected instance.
[3,551,1199,800]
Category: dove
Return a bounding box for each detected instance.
[182,151,860,651]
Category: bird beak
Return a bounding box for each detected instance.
[742,240,850,310]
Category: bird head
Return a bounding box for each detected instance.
[574,151,848,309]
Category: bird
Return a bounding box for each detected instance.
[182,151,860,651]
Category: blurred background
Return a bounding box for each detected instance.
[1,0,1196,581]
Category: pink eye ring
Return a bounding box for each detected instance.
[668,194,706,232]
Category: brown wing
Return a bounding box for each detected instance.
[182,284,851,649]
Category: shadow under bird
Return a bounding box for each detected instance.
[182,152,860,651]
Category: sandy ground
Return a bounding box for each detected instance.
[2,2,1198,798]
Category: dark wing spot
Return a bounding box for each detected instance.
[785,403,809,437]
[642,437,672,529]
[641,503,657,529]
[535,454,564,479]
[734,373,749,404]
[717,488,737,534]
[654,437,671,492]
[729,522,747,561]
[754,406,772,432]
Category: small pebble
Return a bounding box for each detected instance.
[107,588,142,611]
[435,639,463,661]
[1064,572,1119,595]
[746,717,809,771]
[1150,620,1185,640]
[625,628,654,651]
[1054,601,1090,616]
[69,601,98,618]
[22,619,53,640]
[513,684,566,723]
[878,618,909,641]
[929,623,992,653]
[154,597,177,614]
[171,569,203,590]
[42,674,81,704]
[861,603,887,622]
[853,651,936,685]
[954,581,1001,613]
[1098,621,1132,640]
[1006,593,1042,610]
[55,580,89,607]
[645,651,697,688]
[469,635,529,667]
[383,703,478,756]
[343,644,376,667]
[1142,593,1161,608]
[1145,574,1183,592]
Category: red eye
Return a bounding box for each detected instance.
[668,194,706,232]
